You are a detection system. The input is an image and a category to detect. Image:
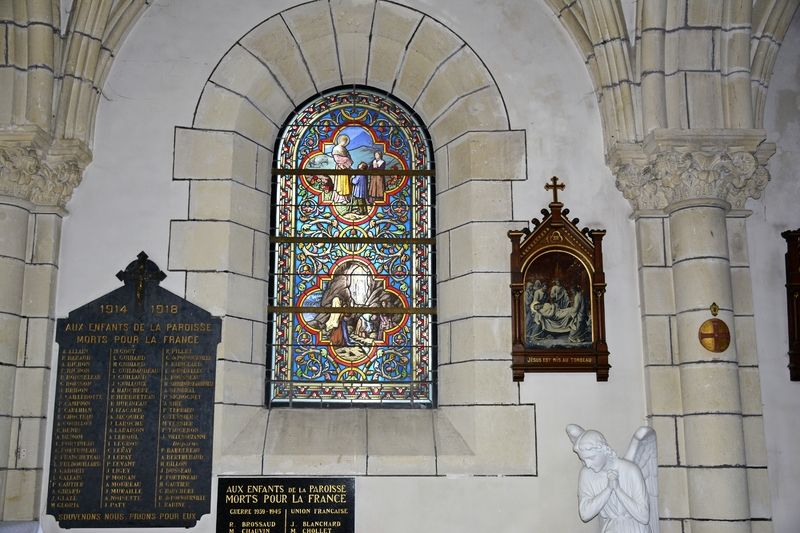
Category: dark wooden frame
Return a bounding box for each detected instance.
[782,229,800,381]
[508,178,609,381]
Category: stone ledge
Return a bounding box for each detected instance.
[263,408,367,475]
[212,404,536,477]
[366,409,436,475]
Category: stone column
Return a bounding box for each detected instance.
[613,129,775,533]
[0,194,32,520]
[668,197,751,531]
[0,136,89,520]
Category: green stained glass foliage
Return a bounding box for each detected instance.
[268,88,436,406]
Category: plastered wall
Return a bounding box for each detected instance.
[749,12,800,532]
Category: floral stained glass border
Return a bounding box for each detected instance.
[268,87,436,406]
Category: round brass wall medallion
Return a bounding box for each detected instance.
[698,318,731,353]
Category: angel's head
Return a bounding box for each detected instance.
[567,425,617,473]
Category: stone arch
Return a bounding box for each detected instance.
[751,0,800,128]
[191,0,511,150]
[544,0,638,148]
[546,0,800,149]
[171,0,533,476]
[57,0,152,146]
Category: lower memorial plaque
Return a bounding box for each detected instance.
[217,478,355,533]
[46,252,221,528]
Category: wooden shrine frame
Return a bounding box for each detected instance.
[508,177,609,381]
[782,229,800,381]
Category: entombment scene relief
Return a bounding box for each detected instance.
[524,251,592,348]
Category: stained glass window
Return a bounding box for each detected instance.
[268,87,436,406]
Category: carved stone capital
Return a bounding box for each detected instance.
[0,138,91,207]
[610,130,776,212]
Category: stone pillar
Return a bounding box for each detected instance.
[0,137,89,520]
[668,198,751,530]
[613,129,775,533]
[0,196,32,520]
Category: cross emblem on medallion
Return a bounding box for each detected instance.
[698,318,731,353]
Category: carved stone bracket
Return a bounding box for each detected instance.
[610,129,776,212]
[0,136,91,208]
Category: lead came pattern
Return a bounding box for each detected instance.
[269,88,435,405]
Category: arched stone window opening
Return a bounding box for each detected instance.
[268,86,436,407]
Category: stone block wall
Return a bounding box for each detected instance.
[169,1,536,483]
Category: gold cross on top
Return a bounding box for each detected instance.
[545,176,565,203]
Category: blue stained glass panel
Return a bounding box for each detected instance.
[269,88,435,405]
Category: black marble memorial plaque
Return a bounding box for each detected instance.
[47,252,221,528]
[217,478,355,533]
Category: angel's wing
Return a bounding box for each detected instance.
[566,424,585,446]
[625,426,659,533]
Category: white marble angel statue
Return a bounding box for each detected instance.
[566,424,659,533]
